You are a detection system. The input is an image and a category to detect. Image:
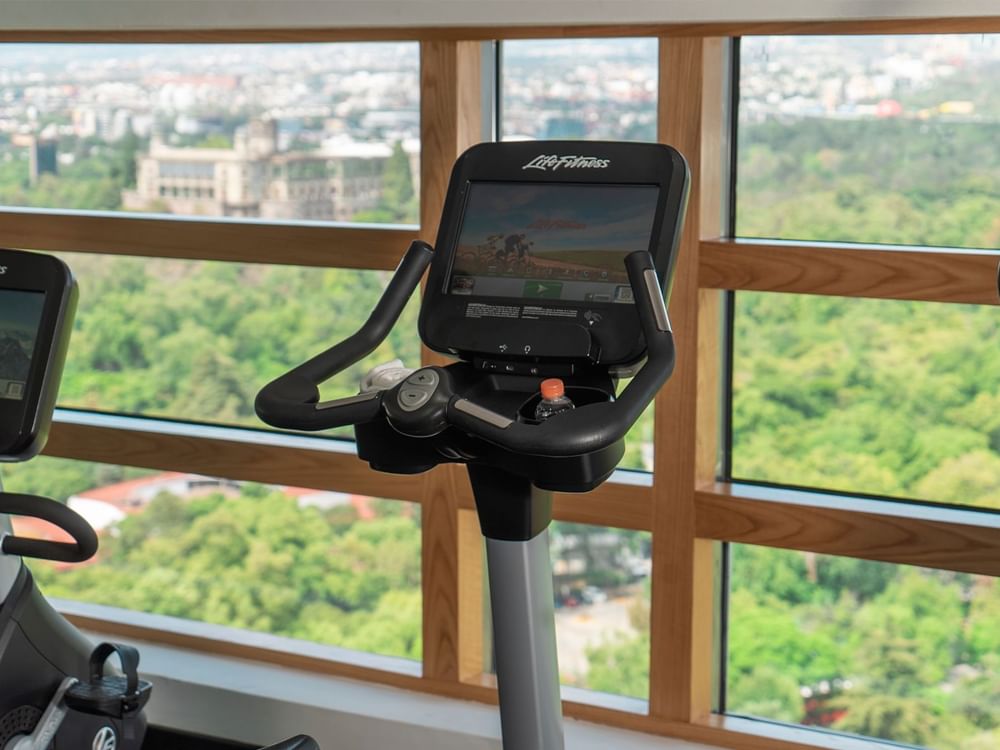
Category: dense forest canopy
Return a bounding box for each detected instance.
[26,478,425,661]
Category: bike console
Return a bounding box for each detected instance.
[0,249,77,462]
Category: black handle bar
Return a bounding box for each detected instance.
[0,493,99,563]
[258,737,320,750]
[446,251,675,457]
[255,240,434,430]
[255,245,673,458]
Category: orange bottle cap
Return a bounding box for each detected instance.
[540,378,565,400]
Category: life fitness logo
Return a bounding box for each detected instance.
[522,154,610,171]
[0,266,7,274]
[92,726,117,750]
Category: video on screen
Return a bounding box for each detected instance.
[448,182,659,304]
[0,290,45,401]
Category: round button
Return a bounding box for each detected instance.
[405,369,440,388]
[398,387,431,411]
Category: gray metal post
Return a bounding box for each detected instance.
[485,530,565,750]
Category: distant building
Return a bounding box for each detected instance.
[63,471,379,533]
[281,486,376,517]
[27,136,57,184]
[550,529,650,584]
[67,472,241,531]
[123,119,411,221]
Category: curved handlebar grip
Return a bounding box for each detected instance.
[446,251,675,457]
[255,240,434,431]
[612,251,676,419]
[0,494,99,563]
[257,737,320,750]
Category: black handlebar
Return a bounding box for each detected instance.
[256,244,674,458]
[0,493,99,563]
[445,251,674,456]
[255,240,434,430]
[258,736,320,750]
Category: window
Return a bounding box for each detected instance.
[501,38,658,142]
[737,34,1000,249]
[499,38,660,472]
[551,525,651,698]
[728,544,1000,749]
[15,24,998,750]
[731,293,1000,509]
[479,524,651,700]
[0,43,419,225]
[725,32,1000,750]
[6,456,421,661]
[56,252,421,436]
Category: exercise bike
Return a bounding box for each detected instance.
[0,249,153,750]
[0,248,316,750]
[257,140,689,749]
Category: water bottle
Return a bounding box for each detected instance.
[360,359,412,392]
[534,378,575,420]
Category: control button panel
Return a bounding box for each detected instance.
[397,368,440,412]
[473,358,574,377]
[446,319,594,361]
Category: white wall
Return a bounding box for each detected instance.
[0,0,997,31]
[126,637,710,750]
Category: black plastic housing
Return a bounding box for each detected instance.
[419,141,688,371]
[0,249,77,461]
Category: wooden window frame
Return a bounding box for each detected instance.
[3,18,999,750]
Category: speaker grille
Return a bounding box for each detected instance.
[0,705,42,746]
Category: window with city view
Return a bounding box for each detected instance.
[7,27,996,740]
[501,38,657,142]
[737,34,1000,248]
[730,34,1000,749]
[501,38,659,472]
[0,43,419,224]
[0,40,662,684]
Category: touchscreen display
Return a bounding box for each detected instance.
[448,182,659,304]
[0,290,45,401]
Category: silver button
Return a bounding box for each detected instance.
[398,387,431,412]
[406,369,439,388]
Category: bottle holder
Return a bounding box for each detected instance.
[517,386,613,425]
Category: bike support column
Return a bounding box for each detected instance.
[467,464,564,750]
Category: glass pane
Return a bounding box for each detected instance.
[732,292,1000,509]
[619,401,653,473]
[728,544,1000,749]
[56,252,421,433]
[0,43,419,224]
[552,524,651,698]
[4,456,421,660]
[738,35,1000,249]
[496,38,659,471]
[501,39,657,142]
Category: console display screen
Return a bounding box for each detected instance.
[0,290,45,401]
[448,182,659,304]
